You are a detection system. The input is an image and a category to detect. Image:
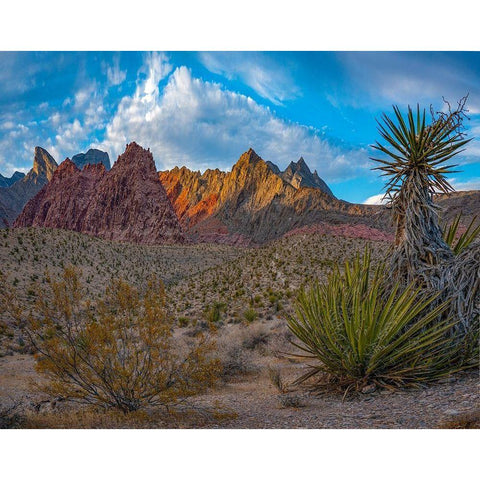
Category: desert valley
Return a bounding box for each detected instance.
[1,139,479,428]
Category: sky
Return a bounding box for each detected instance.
[1,51,480,204]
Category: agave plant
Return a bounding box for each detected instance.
[442,214,480,255]
[287,249,476,392]
[371,98,471,279]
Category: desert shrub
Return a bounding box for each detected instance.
[243,308,258,323]
[178,316,190,327]
[241,324,269,350]
[268,365,305,408]
[204,302,226,324]
[22,267,220,413]
[218,344,255,379]
[287,250,477,392]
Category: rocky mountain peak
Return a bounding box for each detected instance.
[71,148,110,170]
[54,159,79,180]
[32,147,57,181]
[114,142,157,176]
[279,156,334,197]
[0,146,58,227]
[236,148,262,167]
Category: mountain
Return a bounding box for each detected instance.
[71,148,111,170]
[435,190,480,230]
[0,147,57,227]
[160,148,387,244]
[15,142,185,245]
[279,157,334,196]
[0,171,25,188]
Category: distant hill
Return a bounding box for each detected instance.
[0,171,25,188]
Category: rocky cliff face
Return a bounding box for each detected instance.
[0,171,25,188]
[0,147,58,226]
[160,148,387,243]
[71,148,111,170]
[15,142,185,244]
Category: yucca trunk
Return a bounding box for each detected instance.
[390,171,453,283]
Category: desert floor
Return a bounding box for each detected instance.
[1,351,478,429]
[1,228,478,429]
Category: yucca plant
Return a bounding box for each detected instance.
[442,214,480,254]
[371,97,479,334]
[287,250,476,392]
[371,97,471,280]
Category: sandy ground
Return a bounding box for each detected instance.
[1,353,478,429]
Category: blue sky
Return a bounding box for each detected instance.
[1,51,480,203]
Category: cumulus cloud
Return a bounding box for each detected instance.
[199,52,299,106]
[363,193,388,205]
[101,57,368,181]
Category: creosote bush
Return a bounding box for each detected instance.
[287,250,478,392]
[22,267,220,413]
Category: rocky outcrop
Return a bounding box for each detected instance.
[160,148,388,243]
[0,147,57,226]
[0,171,25,188]
[71,148,111,170]
[280,157,334,196]
[15,143,185,245]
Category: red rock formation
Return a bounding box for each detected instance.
[15,143,185,245]
[159,148,390,243]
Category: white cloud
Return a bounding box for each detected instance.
[337,52,480,112]
[363,193,388,205]
[101,60,368,182]
[451,177,480,191]
[74,88,91,107]
[0,121,14,130]
[199,52,300,106]
[106,56,127,86]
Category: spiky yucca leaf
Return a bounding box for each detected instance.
[371,104,470,198]
[287,249,474,391]
[442,214,480,254]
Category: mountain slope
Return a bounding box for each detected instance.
[15,142,185,244]
[0,147,57,226]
